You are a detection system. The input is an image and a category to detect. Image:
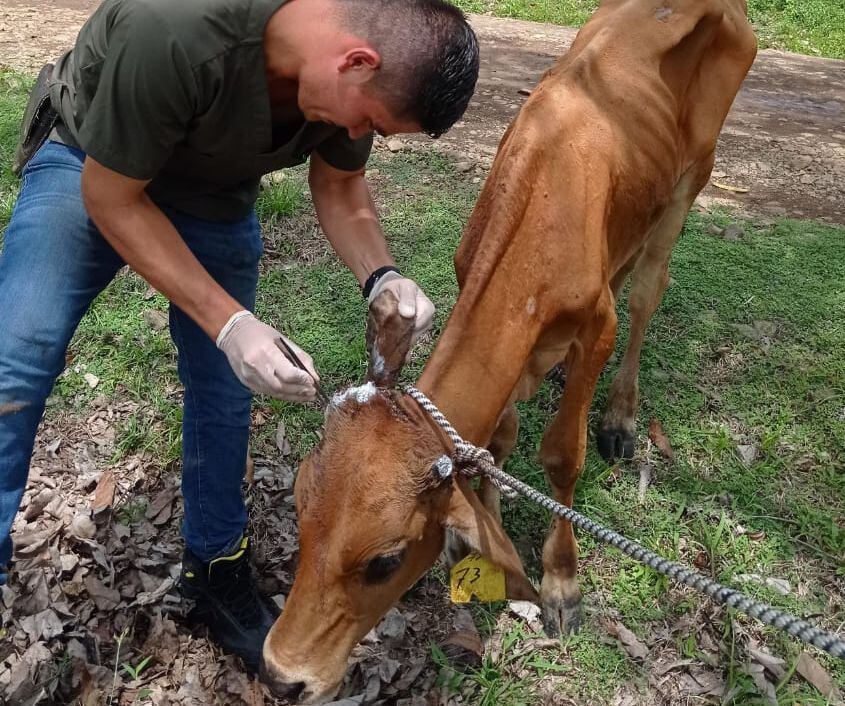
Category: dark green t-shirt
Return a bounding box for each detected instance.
[49,0,373,221]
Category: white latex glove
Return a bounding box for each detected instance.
[368,271,435,342]
[216,311,318,401]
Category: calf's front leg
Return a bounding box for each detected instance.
[539,296,617,636]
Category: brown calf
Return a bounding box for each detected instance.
[262,0,757,701]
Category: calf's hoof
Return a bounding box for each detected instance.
[596,425,635,462]
[540,595,582,638]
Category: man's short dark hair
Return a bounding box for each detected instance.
[337,0,480,138]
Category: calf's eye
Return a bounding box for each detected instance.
[364,550,405,584]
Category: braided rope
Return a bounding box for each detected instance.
[406,386,845,661]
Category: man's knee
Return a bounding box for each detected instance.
[0,318,74,398]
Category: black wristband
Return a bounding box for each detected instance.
[362,265,400,299]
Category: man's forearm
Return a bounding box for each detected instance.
[310,168,393,286]
[83,180,242,340]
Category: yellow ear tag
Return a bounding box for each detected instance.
[450,553,506,603]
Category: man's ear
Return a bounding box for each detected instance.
[444,476,538,602]
[338,48,381,82]
[366,289,414,388]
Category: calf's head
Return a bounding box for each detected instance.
[260,292,537,703]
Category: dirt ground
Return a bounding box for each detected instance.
[1,0,844,225]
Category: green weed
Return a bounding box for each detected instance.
[452,0,845,59]
[121,654,153,681]
[255,175,306,223]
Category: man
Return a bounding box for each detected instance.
[0,0,479,671]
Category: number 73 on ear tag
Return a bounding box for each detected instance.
[450,553,506,603]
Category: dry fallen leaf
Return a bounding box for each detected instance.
[245,453,255,485]
[746,645,786,679]
[693,551,710,571]
[5,641,52,703]
[393,656,426,691]
[509,600,541,625]
[69,513,96,540]
[22,488,55,521]
[83,575,120,611]
[275,421,291,456]
[60,553,79,574]
[377,608,407,644]
[764,577,791,595]
[745,662,777,705]
[141,613,181,664]
[14,521,63,557]
[19,608,64,642]
[648,418,675,462]
[378,657,401,683]
[440,609,483,670]
[145,486,178,525]
[605,621,648,662]
[685,668,726,696]
[224,668,267,706]
[796,652,843,702]
[711,180,750,193]
[637,462,653,505]
[91,468,116,512]
[133,577,176,607]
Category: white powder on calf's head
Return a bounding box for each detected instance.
[330,381,379,408]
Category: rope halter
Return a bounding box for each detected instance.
[406,386,517,498]
[403,386,845,661]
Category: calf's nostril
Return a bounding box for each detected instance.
[258,660,306,700]
[277,680,306,700]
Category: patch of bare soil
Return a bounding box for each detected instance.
[418,15,845,226]
[2,4,843,224]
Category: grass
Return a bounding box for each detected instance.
[0,73,28,229]
[434,614,632,703]
[2,69,844,703]
[452,0,845,59]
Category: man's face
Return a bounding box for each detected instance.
[297,50,421,139]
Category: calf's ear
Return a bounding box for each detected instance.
[443,476,538,602]
[366,289,414,388]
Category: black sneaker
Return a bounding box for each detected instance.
[179,537,276,672]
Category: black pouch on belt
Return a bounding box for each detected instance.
[12,62,58,177]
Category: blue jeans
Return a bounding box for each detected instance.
[0,141,263,581]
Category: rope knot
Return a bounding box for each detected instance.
[406,386,518,498]
[453,441,495,470]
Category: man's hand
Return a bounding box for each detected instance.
[216,311,319,401]
[368,271,435,343]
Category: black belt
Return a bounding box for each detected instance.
[12,62,59,177]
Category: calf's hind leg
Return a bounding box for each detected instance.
[539,296,617,636]
[598,163,711,462]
